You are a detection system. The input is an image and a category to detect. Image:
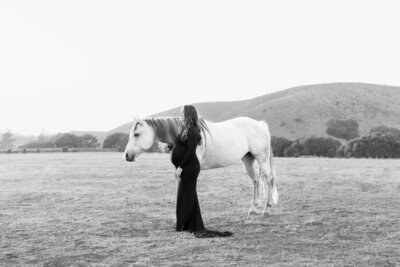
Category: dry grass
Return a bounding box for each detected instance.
[1,153,400,266]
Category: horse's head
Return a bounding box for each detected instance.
[124,118,155,162]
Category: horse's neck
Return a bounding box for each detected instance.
[150,123,180,145]
[158,133,177,145]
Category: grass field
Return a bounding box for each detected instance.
[1,153,400,266]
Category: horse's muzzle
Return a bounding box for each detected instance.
[125,153,135,162]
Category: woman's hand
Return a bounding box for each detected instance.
[175,167,182,182]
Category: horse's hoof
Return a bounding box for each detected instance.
[262,207,272,216]
[248,209,258,216]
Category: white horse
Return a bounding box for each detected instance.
[124,116,278,215]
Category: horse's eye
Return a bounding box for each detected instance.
[134,133,140,137]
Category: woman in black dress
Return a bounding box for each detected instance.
[171,105,232,238]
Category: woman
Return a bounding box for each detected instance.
[171,105,232,238]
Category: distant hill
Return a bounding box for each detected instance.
[108,83,400,140]
[0,133,35,148]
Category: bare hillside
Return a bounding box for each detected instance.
[110,83,400,140]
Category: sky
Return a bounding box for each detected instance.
[1,0,400,135]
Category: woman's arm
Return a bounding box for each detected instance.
[179,128,199,169]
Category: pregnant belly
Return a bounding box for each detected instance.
[171,143,187,167]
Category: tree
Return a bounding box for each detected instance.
[79,134,99,148]
[281,136,341,158]
[343,132,400,158]
[37,130,48,143]
[116,134,129,152]
[303,137,341,158]
[370,125,400,140]
[21,131,56,149]
[103,133,129,152]
[21,140,55,149]
[271,136,292,157]
[54,133,80,148]
[283,139,305,157]
[326,119,359,140]
[0,131,14,150]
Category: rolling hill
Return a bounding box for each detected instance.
[109,83,400,140]
[0,133,36,148]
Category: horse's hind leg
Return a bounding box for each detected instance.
[242,153,261,215]
[255,153,278,215]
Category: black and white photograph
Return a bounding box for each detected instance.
[1,1,400,266]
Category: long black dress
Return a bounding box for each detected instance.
[171,127,205,232]
[171,127,232,238]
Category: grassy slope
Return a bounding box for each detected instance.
[1,153,399,266]
[110,83,400,140]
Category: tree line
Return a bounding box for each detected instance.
[14,132,161,153]
[4,119,400,158]
[21,132,123,150]
[272,121,400,159]
[21,133,100,149]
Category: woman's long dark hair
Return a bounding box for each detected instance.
[181,105,203,144]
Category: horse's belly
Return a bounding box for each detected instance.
[200,141,247,170]
[198,123,251,170]
[200,158,236,170]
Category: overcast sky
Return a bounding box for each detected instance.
[1,0,399,135]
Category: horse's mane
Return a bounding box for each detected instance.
[143,117,183,144]
[143,116,210,145]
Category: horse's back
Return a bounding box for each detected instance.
[230,117,271,154]
[216,117,270,145]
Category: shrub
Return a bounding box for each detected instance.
[326,119,359,140]
[271,136,292,157]
[55,133,80,148]
[303,137,341,158]
[370,125,390,134]
[343,132,400,158]
[103,133,129,152]
[79,134,99,148]
[370,125,400,140]
[284,139,305,157]
[281,137,341,158]
[21,141,55,149]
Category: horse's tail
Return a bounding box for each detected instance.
[269,148,279,205]
[198,117,211,146]
[259,120,278,205]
